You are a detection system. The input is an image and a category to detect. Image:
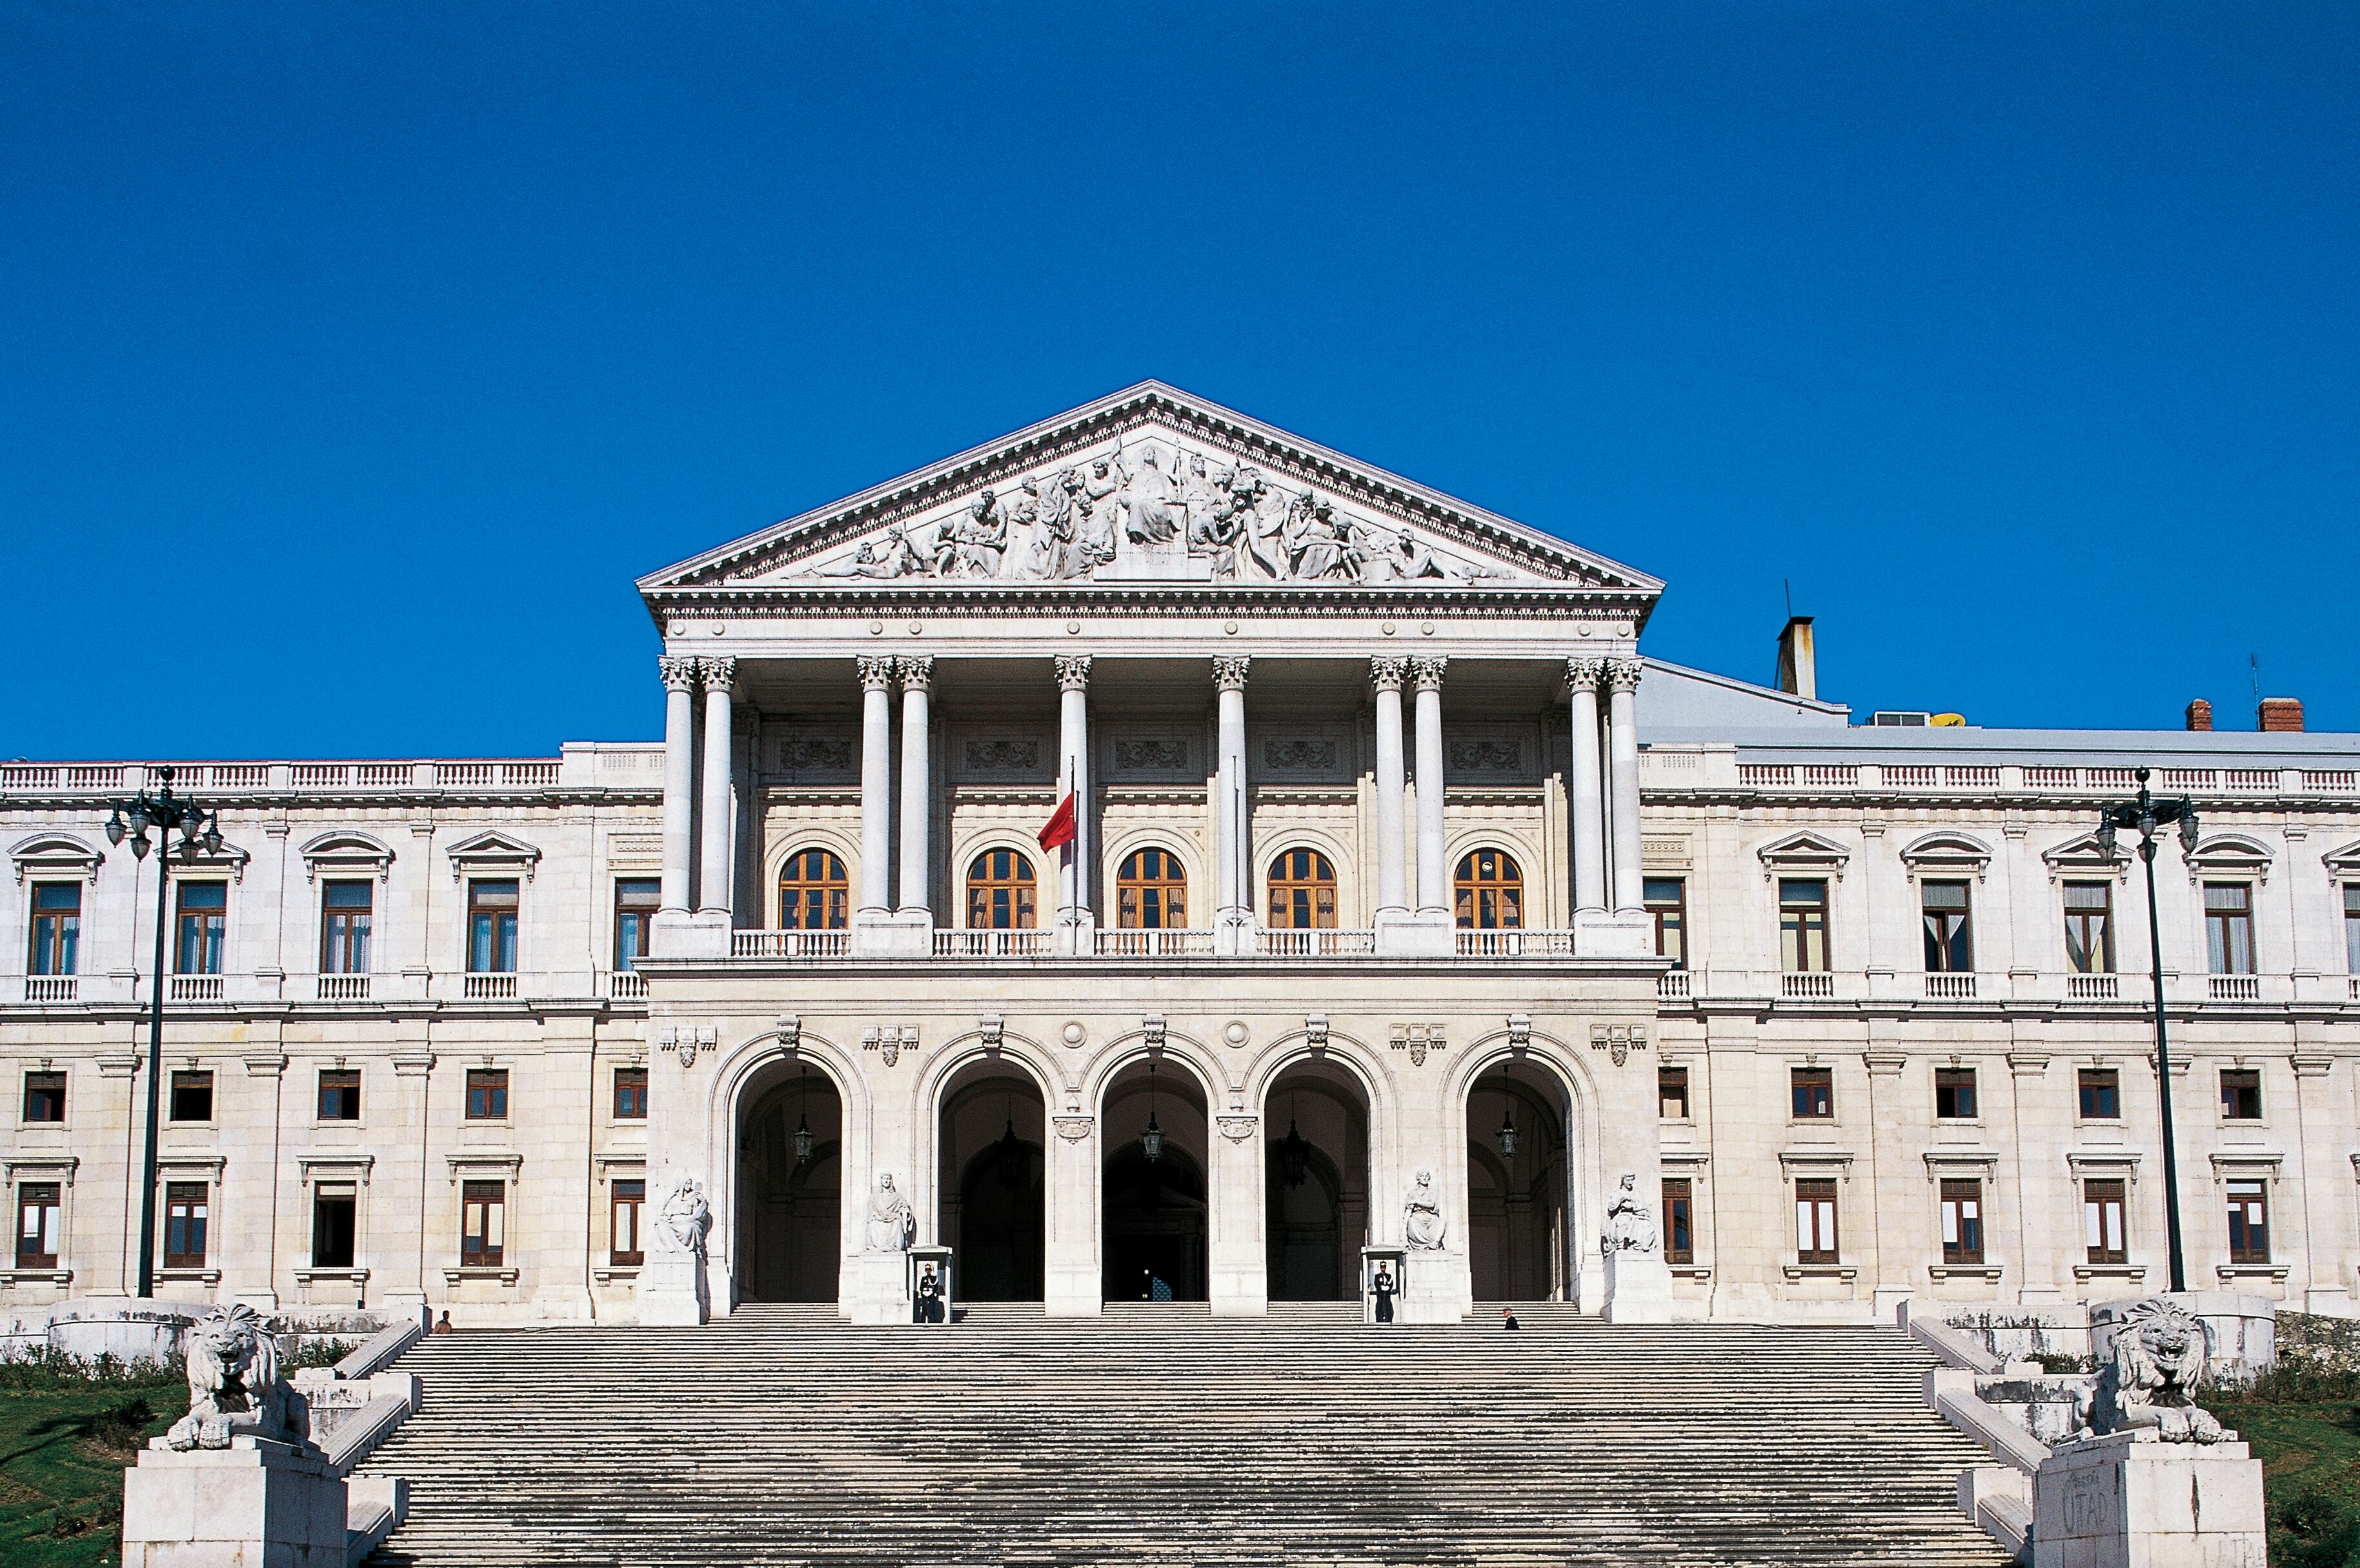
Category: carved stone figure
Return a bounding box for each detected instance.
[1390,527,1450,581]
[817,524,927,579]
[2070,1298,2231,1444]
[1601,1171,1660,1256]
[657,1176,712,1259]
[1118,446,1179,545]
[164,1303,296,1451]
[1241,469,1290,580]
[867,1172,916,1252]
[1404,1167,1446,1251]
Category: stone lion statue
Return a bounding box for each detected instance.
[2073,1298,2230,1445]
[165,1303,297,1451]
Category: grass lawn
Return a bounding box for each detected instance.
[2203,1394,2360,1567]
[0,1373,188,1568]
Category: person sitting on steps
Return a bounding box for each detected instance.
[1501,1307,1520,1331]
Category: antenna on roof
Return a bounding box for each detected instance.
[1783,578,1793,620]
[2249,654,2261,706]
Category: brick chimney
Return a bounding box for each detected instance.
[2184,698,2213,732]
[2259,697,2305,733]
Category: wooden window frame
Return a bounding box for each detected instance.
[1662,1178,1694,1265]
[2346,884,2360,975]
[611,1178,645,1267]
[1644,877,1687,969]
[965,849,1039,931]
[2226,1179,2270,1265]
[777,849,851,932]
[2078,1069,2121,1120]
[2064,881,2115,975]
[317,1069,361,1122]
[1933,1067,1978,1120]
[28,881,80,978]
[1658,1066,1690,1120]
[311,1183,358,1269]
[1452,848,1524,931]
[174,880,228,976]
[2219,1069,2263,1121]
[319,880,373,976]
[1779,879,1830,972]
[459,1180,505,1269]
[1265,847,1338,931]
[1795,1177,1839,1263]
[163,1181,209,1269]
[1790,1066,1834,1121]
[612,878,661,970]
[22,1071,66,1124]
[2084,1178,2128,1264]
[613,1066,648,1121]
[1921,879,1973,973]
[1939,1178,1984,1265]
[16,1182,61,1269]
[465,1068,509,1121]
[2204,882,2255,976]
[467,879,519,975]
[168,1070,214,1124]
[1116,847,1188,930]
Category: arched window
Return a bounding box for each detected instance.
[1455,849,1523,929]
[1266,849,1338,930]
[967,849,1037,930]
[1117,848,1187,929]
[778,849,850,930]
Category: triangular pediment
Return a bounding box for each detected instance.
[640,383,1660,601]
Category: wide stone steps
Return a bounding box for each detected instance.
[358,1306,2008,1567]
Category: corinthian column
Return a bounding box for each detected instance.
[658,656,699,916]
[1371,658,1408,918]
[1411,657,1449,916]
[896,657,933,921]
[1054,656,1093,952]
[1606,658,1645,915]
[1566,658,1607,916]
[696,657,737,917]
[856,656,896,918]
[1213,656,1252,951]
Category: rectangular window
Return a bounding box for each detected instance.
[163,1181,208,1269]
[467,879,519,974]
[1795,1178,1839,1263]
[312,1183,357,1269]
[28,882,81,976]
[317,1069,361,1121]
[1644,878,1687,969]
[1779,879,1829,972]
[17,1183,61,1269]
[465,1069,509,1121]
[1658,1066,1690,1120]
[1662,1178,1693,1265]
[2204,883,2255,976]
[1940,1179,1984,1265]
[2078,1069,2120,1120]
[614,1066,648,1121]
[1933,1067,1978,1120]
[174,881,227,975]
[2347,885,2360,975]
[614,879,660,972]
[23,1071,66,1123]
[2064,881,2115,974]
[2220,1069,2263,1121]
[1921,880,1973,973]
[461,1181,505,1268]
[320,881,373,974]
[2227,1179,2270,1265]
[1790,1066,1833,1120]
[2084,1178,2128,1264]
[612,1178,645,1267]
[168,1070,213,1123]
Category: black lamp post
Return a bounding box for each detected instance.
[2095,767,2200,1294]
[101,767,223,1299]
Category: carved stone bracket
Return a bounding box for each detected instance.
[863,1025,918,1067]
[1390,1023,1444,1067]
[1506,1014,1533,1051]
[1591,1022,1646,1068]
[1304,1014,1329,1050]
[978,1014,1004,1050]
[1053,1116,1094,1143]
[1141,1015,1166,1051]
[656,1025,716,1070]
[1216,1115,1258,1143]
[775,1014,801,1051]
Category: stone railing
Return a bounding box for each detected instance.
[1653,967,2348,1009]
[1644,747,2359,805]
[0,744,665,801]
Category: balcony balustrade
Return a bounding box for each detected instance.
[2208,974,2262,1003]
[23,976,76,1003]
[316,974,371,1001]
[461,973,519,1001]
[1922,972,1978,1000]
[2066,973,2121,1002]
[168,974,225,1003]
[606,970,650,1000]
[1657,970,1691,1000]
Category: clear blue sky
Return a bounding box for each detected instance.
[5,3,2355,760]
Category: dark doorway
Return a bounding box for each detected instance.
[1101,1059,1209,1302]
[1264,1063,1370,1300]
[737,1063,843,1303]
[1467,1062,1573,1302]
[939,1062,1046,1301]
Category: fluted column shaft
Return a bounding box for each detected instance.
[1056,656,1093,949]
[1213,658,1251,939]
[1568,659,1607,915]
[1413,658,1448,915]
[696,658,737,916]
[896,658,933,919]
[856,657,896,916]
[1607,658,1644,914]
[658,657,700,915]
[1372,658,1408,917]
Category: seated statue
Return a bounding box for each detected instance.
[2069,1298,2232,1445]
[164,1304,301,1451]
[867,1172,916,1253]
[1600,1171,1660,1256]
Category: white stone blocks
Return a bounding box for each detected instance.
[121,1438,348,1568]
[2030,1434,2265,1568]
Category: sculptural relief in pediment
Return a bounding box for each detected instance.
[789,434,1525,590]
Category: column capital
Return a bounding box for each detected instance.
[1369,656,1407,694]
[1604,657,1644,694]
[1410,656,1448,692]
[1212,655,1252,693]
[658,656,700,693]
[856,655,897,692]
[697,655,738,693]
[1054,654,1093,693]
[1565,656,1606,690]
[896,655,934,694]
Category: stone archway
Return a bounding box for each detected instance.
[938,1060,1046,1302]
[1467,1060,1574,1303]
[1100,1058,1208,1303]
[735,1061,843,1303]
[1264,1061,1370,1301]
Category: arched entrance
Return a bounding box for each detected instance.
[1100,1058,1208,1302]
[735,1061,843,1303]
[938,1059,1045,1302]
[1467,1061,1573,1302]
[1263,1061,1369,1301]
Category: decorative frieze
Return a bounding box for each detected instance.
[1390,1023,1444,1067]
[1590,1023,1646,1067]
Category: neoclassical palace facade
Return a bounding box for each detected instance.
[7,385,2359,1326]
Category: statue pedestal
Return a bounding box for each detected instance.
[1600,1249,1673,1323]
[2032,1433,2265,1568]
[122,1437,346,1568]
[1373,910,1455,958]
[638,1251,708,1327]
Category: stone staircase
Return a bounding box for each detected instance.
[357,1301,2010,1567]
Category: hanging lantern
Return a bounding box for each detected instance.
[1278,1118,1309,1188]
[1142,1065,1164,1162]
[995,1116,1027,1189]
[1497,1110,1520,1160]
[793,1068,814,1166]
